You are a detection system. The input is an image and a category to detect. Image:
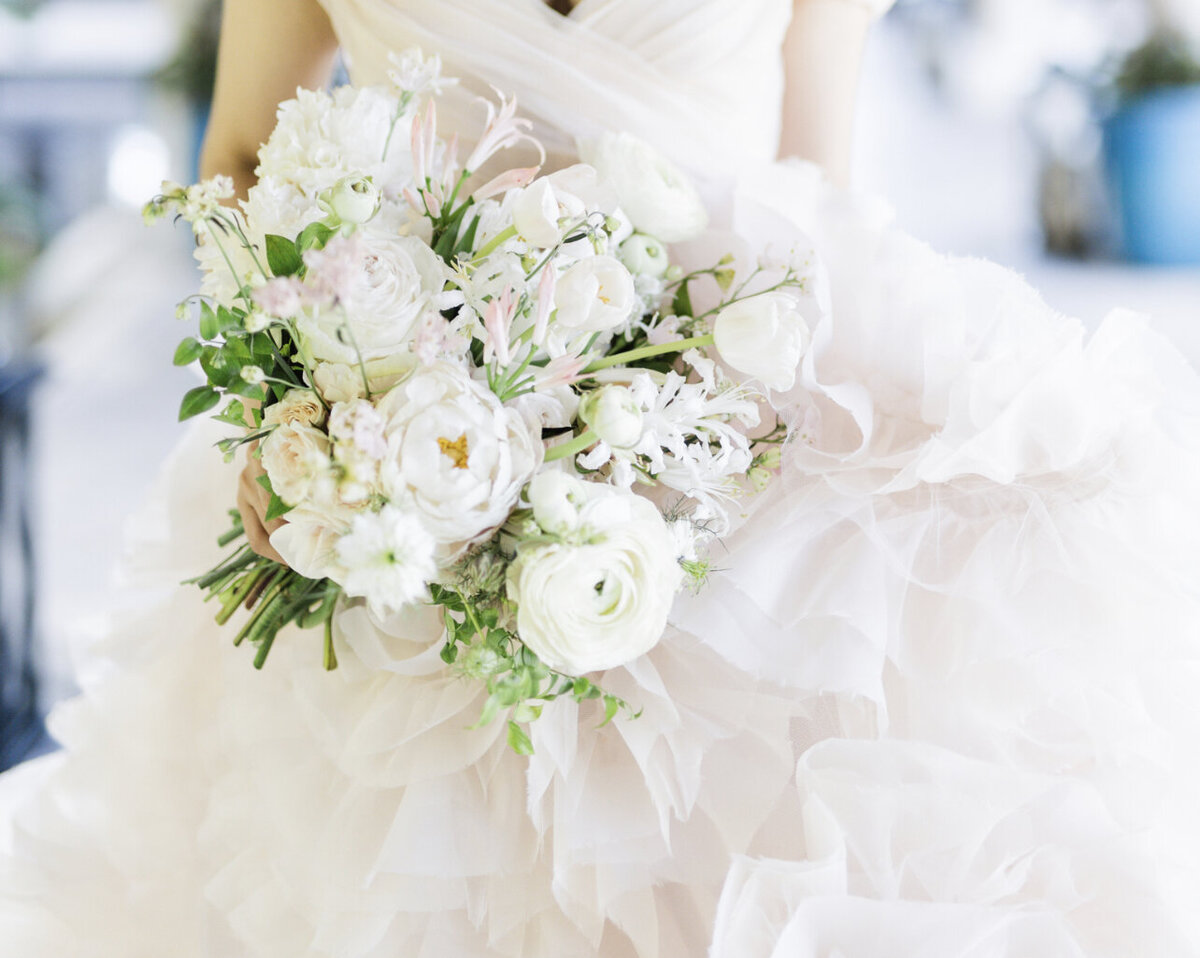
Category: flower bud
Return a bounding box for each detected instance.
[243,309,271,333]
[240,365,267,385]
[527,471,586,536]
[578,385,644,449]
[618,234,669,278]
[325,175,381,226]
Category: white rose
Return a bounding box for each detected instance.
[553,255,636,333]
[618,233,670,278]
[260,423,333,507]
[263,388,325,429]
[313,362,367,404]
[507,486,683,675]
[579,385,644,449]
[375,362,542,555]
[297,233,447,366]
[527,470,586,536]
[712,291,812,392]
[324,174,381,225]
[580,132,708,243]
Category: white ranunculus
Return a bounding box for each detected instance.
[507,485,683,675]
[334,506,437,617]
[263,388,325,429]
[260,423,333,507]
[527,470,586,536]
[579,385,644,449]
[712,291,812,392]
[553,255,636,333]
[618,233,670,278]
[580,132,708,243]
[375,362,542,555]
[296,233,448,366]
[324,174,381,225]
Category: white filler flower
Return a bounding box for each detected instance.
[712,290,812,392]
[507,480,683,675]
[376,362,542,554]
[335,506,437,617]
[580,132,708,243]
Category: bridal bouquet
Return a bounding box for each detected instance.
[145,50,817,750]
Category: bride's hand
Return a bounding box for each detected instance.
[237,445,286,564]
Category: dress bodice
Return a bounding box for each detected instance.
[316,0,797,184]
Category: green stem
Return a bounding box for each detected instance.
[544,428,598,463]
[473,225,518,261]
[323,614,338,671]
[583,334,715,374]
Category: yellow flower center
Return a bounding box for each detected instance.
[437,434,470,469]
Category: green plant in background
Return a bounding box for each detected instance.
[1115,31,1200,101]
[0,0,44,18]
[0,187,38,292]
[156,0,222,105]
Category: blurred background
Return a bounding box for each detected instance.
[0,0,1198,768]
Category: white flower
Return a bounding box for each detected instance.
[507,483,683,675]
[335,506,437,617]
[260,423,333,507]
[712,291,812,392]
[375,362,542,555]
[579,385,644,449]
[553,255,636,333]
[322,174,381,226]
[329,399,387,504]
[387,48,456,99]
[618,233,670,278]
[511,164,618,249]
[527,470,586,535]
[296,233,449,366]
[580,132,708,243]
[264,389,325,429]
[313,362,367,404]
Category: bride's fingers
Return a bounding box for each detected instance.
[237,464,286,564]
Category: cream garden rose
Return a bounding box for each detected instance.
[507,479,683,675]
[712,290,812,392]
[260,422,333,507]
[375,362,542,554]
[580,132,708,243]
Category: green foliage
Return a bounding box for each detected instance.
[1116,32,1200,101]
[179,385,219,420]
[265,234,304,277]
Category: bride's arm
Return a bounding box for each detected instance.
[199,0,339,191]
[779,0,877,186]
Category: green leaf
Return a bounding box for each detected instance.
[179,386,220,421]
[672,279,693,319]
[296,222,335,254]
[173,337,204,366]
[599,694,620,728]
[440,642,459,664]
[506,720,535,755]
[474,694,503,729]
[199,302,219,340]
[264,491,293,522]
[265,234,303,277]
[213,400,248,427]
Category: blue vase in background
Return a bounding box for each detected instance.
[1104,86,1200,265]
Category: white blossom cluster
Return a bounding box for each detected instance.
[183,50,821,678]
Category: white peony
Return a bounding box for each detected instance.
[580,132,708,243]
[507,480,683,675]
[375,362,542,555]
[553,255,636,333]
[712,291,812,392]
[260,423,333,507]
[334,506,437,617]
[579,385,644,449]
[297,233,448,366]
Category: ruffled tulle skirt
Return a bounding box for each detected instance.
[3,164,1200,957]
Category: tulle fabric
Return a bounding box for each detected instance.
[3,0,1200,954]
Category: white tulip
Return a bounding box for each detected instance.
[580,132,708,243]
[579,385,644,449]
[507,486,682,676]
[712,291,812,392]
[553,255,636,333]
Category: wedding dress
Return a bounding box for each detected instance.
[4,1,1200,955]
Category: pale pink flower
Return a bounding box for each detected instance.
[534,353,586,390]
[464,90,545,174]
[482,286,517,366]
[303,234,367,302]
[531,265,557,346]
[473,166,540,202]
[253,276,312,318]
